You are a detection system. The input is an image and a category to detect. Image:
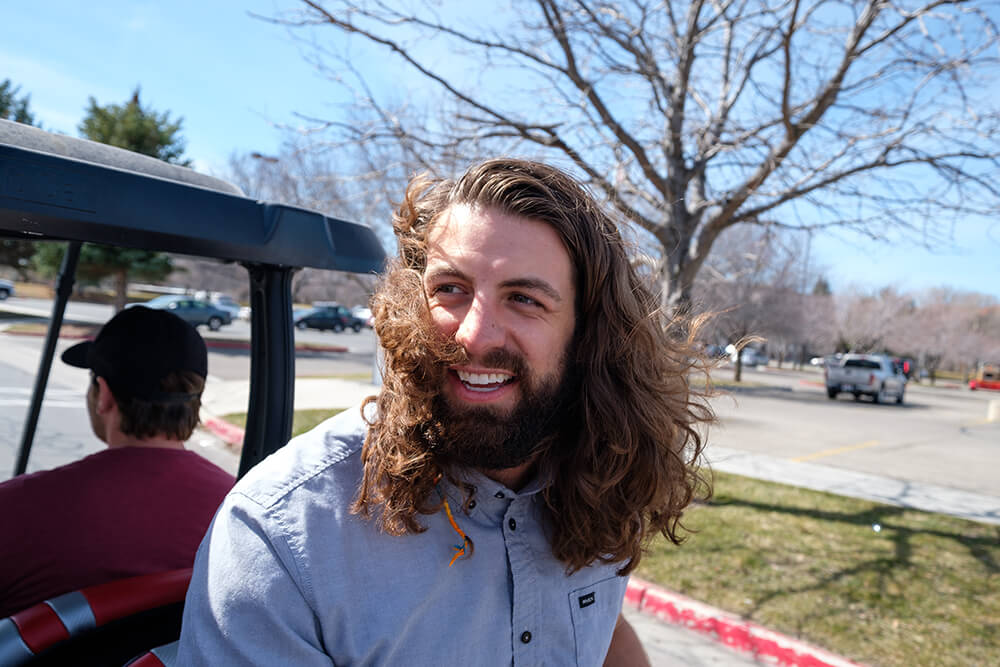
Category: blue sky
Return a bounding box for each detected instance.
[3,1,998,299]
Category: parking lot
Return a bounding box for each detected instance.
[2,296,998,497]
[708,365,1000,497]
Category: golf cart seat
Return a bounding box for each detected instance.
[123,640,179,666]
[0,569,191,666]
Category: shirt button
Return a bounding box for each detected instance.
[520,631,532,644]
[508,518,517,530]
[495,491,505,499]
[468,499,477,509]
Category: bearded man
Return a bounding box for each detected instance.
[177,159,712,666]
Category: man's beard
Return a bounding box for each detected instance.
[425,348,576,472]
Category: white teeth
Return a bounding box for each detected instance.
[456,370,513,386]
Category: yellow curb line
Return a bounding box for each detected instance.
[791,440,880,462]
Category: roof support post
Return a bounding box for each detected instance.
[14,241,81,476]
[238,264,295,479]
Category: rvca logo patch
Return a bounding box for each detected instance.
[578,592,596,608]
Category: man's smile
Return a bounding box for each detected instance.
[447,367,519,403]
[454,369,515,392]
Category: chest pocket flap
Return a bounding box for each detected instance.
[568,575,626,666]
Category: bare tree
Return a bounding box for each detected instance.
[222,139,399,305]
[695,224,802,380]
[832,286,913,353]
[797,287,837,363]
[263,0,1000,309]
[899,288,1000,383]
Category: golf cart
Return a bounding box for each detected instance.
[0,119,385,665]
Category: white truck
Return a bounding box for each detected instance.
[824,353,906,404]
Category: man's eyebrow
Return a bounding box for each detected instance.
[500,278,563,303]
[424,266,468,283]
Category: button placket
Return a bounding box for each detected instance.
[505,498,540,665]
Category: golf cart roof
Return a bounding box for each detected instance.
[0,119,384,273]
[1,117,386,480]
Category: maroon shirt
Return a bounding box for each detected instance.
[0,447,234,617]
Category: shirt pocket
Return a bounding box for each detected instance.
[568,575,625,666]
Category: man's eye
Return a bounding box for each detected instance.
[512,294,540,307]
[431,284,463,295]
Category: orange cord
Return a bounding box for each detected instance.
[440,496,470,567]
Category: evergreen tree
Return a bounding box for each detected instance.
[0,79,36,125]
[78,88,190,165]
[813,277,832,296]
[33,88,187,310]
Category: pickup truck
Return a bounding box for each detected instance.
[825,354,906,404]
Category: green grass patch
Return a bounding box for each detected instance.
[2,322,98,337]
[220,408,345,438]
[295,372,374,382]
[636,471,999,666]
[690,374,771,390]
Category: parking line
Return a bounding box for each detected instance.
[791,440,880,462]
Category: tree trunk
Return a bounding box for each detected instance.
[113,268,128,313]
[733,355,743,383]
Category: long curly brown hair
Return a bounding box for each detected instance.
[353,158,714,575]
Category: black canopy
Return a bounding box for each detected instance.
[0,119,386,477]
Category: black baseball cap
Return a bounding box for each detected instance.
[62,305,208,403]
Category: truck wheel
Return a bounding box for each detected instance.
[208,316,223,331]
[296,321,308,330]
[0,288,9,300]
[333,323,344,333]
[873,384,888,404]
[352,323,362,333]
[896,389,904,405]
[826,388,837,399]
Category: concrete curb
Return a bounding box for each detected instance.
[202,416,865,667]
[625,577,866,667]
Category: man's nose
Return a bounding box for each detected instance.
[454,299,505,357]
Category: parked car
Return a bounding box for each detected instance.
[824,353,906,404]
[209,294,242,320]
[294,304,365,333]
[969,363,1000,391]
[0,278,14,299]
[351,305,374,328]
[739,348,769,367]
[132,294,185,309]
[137,297,233,331]
[704,344,728,359]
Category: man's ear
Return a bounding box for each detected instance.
[94,376,117,415]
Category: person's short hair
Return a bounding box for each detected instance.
[106,370,205,440]
[64,306,208,441]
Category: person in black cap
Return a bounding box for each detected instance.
[0,306,235,617]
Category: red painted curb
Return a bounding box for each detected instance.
[625,577,866,667]
[201,417,245,446]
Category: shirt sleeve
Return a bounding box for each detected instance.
[175,492,333,666]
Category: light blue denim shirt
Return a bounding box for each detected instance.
[176,406,627,666]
